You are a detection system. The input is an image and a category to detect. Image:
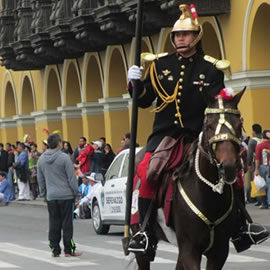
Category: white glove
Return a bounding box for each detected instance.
[128,65,143,82]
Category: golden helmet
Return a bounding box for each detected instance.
[170,4,203,48]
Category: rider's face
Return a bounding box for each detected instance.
[174,31,197,55]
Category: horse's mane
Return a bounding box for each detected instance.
[178,138,199,177]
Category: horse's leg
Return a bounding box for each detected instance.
[135,254,150,270]
[175,255,184,270]
[131,224,151,270]
[175,247,201,270]
[205,243,229,270]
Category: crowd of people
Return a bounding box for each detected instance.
[0,133,134,207]
[246,124,270,209]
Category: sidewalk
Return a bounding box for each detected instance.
[10,197,47,208]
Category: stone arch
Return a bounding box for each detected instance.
[83,53,104,102]
[1,71,17,118]
[128,37,154,66]
[20,75,36,115]
[249,3,270,70]
[62,60,82,106]
[104,46,127,98]
[158,28,175,54]
[43,65,62,110]
[201,21,222,59]
[4,82,17,118]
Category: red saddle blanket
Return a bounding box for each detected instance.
[131,136,189,226]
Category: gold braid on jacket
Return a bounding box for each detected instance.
[149,61,184,127]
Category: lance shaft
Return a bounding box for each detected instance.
[124,0,144,240]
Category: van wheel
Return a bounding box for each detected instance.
[92,201,110,234]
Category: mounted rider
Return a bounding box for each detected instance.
[127,4,268,257]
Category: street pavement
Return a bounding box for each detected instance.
[0,201,270,269]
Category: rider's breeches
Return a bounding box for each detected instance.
[136,152,156,199]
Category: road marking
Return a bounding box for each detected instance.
[227,253,266,263]
[0,261,19,268]
[76,243,175,264]
[106,240,268,263]
[0,243,97,267]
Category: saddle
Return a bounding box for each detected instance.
[139,136,191,226]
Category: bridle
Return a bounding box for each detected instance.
[202,96,242,166]
[195,96,243,194]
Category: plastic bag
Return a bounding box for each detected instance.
[254,175,267,191]
[251,181,266,198]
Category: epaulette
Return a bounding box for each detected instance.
[204,55,231,79]
[141,52,168,65]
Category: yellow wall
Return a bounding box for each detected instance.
[1,0,270,152]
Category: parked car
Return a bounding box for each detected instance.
[91,147,142,234]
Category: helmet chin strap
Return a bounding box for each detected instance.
[188,27,203,49]
[171,27,203,51]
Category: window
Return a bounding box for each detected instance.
[121,153,129,178]
[105,154,124,181]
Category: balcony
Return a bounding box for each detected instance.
[0,0,231,71]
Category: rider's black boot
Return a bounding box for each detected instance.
[128,198,157,260]
[232,188,269,253]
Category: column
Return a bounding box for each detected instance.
[122,93,155,147]
[0,118,18,144]
[99,97,129,151]
[13,115,36,143]
[31,110,63,148]
[57,106,83,148]
[77,102,105,142]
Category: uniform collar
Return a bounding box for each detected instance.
[176,52,199,63]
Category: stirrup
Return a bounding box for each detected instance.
[246,223,269,245]
[128,231,149,253]
[232,223,269,253]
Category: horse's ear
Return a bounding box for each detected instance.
[233,87,246,106]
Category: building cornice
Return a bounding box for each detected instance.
[31,110,62,123]
[0,118,17,129]
[98,97,129,112]
[77,102,104,116]
[225,70,270,90]
[57,106,82,120]
[13,114,35,126]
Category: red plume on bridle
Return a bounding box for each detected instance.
[215,88,234,101]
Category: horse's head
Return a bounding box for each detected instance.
[201,88,245,184]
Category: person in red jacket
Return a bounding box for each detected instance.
[75,140,94,177]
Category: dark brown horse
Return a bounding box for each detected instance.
[132,89,245,270]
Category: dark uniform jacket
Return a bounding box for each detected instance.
[135,52,225,152]
[0,150,9,172]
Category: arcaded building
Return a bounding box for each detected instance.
[0,0,269,150]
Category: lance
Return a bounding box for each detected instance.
[122,0,145,255]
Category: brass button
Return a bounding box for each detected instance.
[175,113,178,117]
[178,92,181,96]
[179,85,183,89]
[199,74,205,80]
[174,120,178,125]
[181,65,185,69]
[180,71,184,76]
[177,99,181,104]
[178,56,183,61]
[189,57,193,62]
[179,78,183,82]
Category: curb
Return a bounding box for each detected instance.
[9,199,47,208]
